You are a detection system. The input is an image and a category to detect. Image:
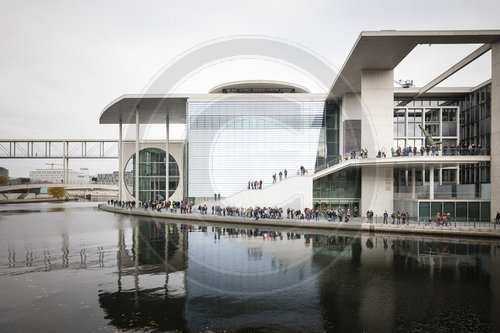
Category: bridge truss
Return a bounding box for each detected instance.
[0,140,119,159]
[0,139,122,183]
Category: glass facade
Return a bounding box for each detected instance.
[125,148,180,202]
[313,168,361,210]
[315,102,340,170]
[459,84,491,185]
[418,200,490,222]
[392,102,458,150]
[187,100,323,199]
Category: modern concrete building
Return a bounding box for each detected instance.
[30,168,90,184]
[100,30,500,222]
[96,171,133,186]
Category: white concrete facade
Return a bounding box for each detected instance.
[200,175,313,210]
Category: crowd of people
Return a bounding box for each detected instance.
[344,148,369,160]
[339,143,486,161]
[388,143,485,158]
[272,169,288,183]
[381,210,412,225]
[248,180,263,189]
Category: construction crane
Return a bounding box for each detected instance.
[46,163,63,169]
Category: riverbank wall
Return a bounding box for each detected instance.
[99,204,500,239]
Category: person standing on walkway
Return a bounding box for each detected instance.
[279,171,283,181]
[383,211,388,224]
[259,180,262,189]
[284,169,287,179]
[496,211,500,224]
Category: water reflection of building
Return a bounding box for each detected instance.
[98,220,188,332]
[312,233,498,332]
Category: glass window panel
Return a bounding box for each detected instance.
[443,202,455,218]
[480,202,490,222]
[398,123,406,136]
[456,202,467,220]
[468,202,479,220]
[408,124,415,137]
[419,202,430,220]
[431,202,442,217]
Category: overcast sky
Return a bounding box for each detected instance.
[1,0,499,177]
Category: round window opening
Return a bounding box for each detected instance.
[124,148,180,202]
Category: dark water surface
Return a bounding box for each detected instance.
[1,202,499,332]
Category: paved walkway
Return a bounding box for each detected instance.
[99,204,500,239]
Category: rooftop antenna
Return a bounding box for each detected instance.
[394,79,414,88]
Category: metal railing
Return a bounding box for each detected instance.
[367,215,497,230]
[315,155,342,173]
[390,147,490,157]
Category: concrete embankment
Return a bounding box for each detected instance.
[0,198,78,204]
[98,204,500,239]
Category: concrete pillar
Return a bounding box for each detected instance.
[359,69,394,214]
[439,168,442,186]
[360,69,394,156]
[62,141,66,183]
[491,40,500,220]
[411,168,416,200]
[165,113,170,202]
[361,167,393,216]
[135,108,140,203]
[430,165,435,200]
[118,119,123,201]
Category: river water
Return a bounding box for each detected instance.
[0,202,499,332]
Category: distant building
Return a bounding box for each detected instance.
[97,171,133,186]
[0,167,8,176]
[29,168,90,184]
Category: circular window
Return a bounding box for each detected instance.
[124,148,180,202]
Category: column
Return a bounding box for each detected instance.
[62,141,66,183]
[359,69,394,215]
[411,168,416,200]
[491,40,500,219]
[165,112,170,202]
[429,165,435,200]
[439,168,442,186]
[135,107,140,204]
[118,119,123,201]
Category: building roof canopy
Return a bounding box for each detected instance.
[327,30,500,101]
[99,95,188,124]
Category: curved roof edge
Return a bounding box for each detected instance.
[208,80,310,93]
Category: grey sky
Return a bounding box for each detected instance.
[1,0,499,177]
